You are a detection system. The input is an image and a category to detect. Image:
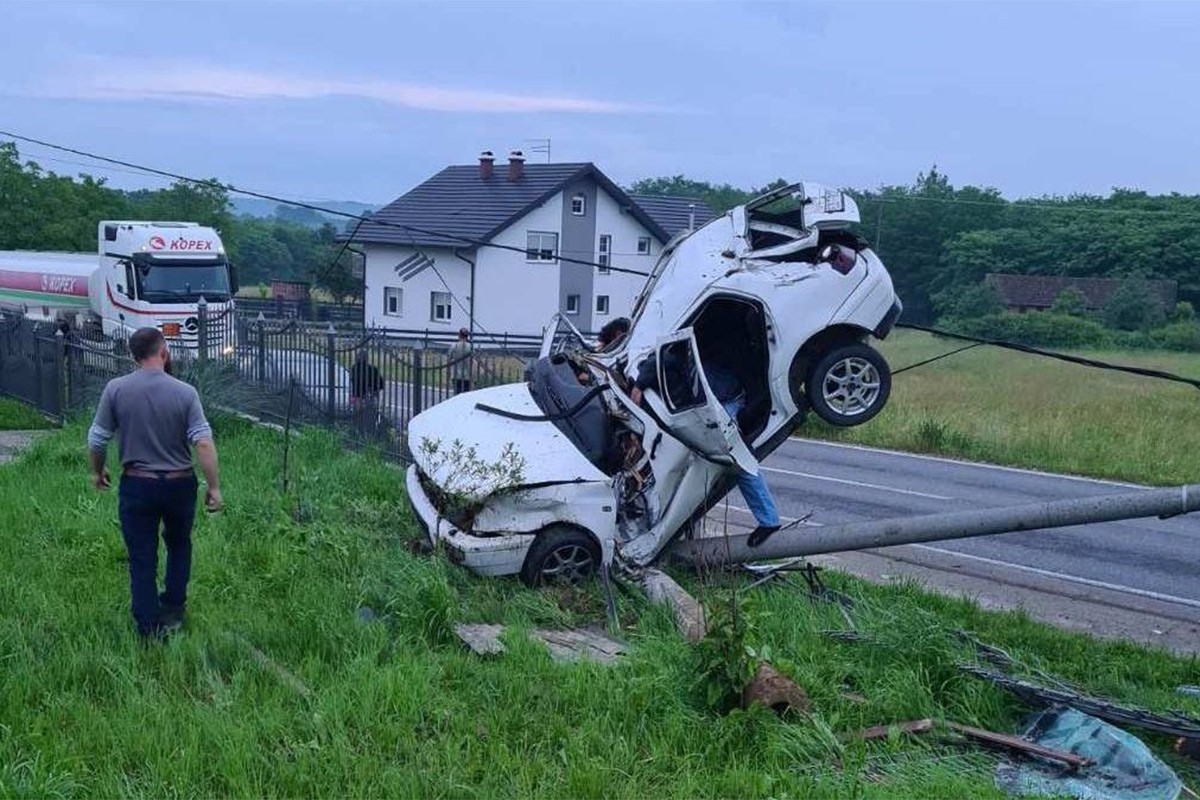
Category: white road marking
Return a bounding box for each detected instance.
[784,437,1145,489]
[760,465,954,500]
[909,543,1200,610]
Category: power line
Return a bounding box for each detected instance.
[0,129,652,279]
[857,191,1200,222]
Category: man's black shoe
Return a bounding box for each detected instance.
[138,621,182,642]
[158,594,185,628]
[747,525,781,548]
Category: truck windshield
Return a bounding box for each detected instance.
[136,260,231,303]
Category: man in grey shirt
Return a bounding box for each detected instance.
[88,327,223,639]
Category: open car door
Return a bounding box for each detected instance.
[643,328,760,475]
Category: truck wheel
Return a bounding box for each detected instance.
[805,343,890,426]
[520,526,600,588]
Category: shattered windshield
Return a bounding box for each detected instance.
[135,259,232,303]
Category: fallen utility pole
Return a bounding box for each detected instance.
[670,484,1200,567]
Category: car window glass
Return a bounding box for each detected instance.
[659,339,706,413]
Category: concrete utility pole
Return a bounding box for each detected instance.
[670,484,1200,567]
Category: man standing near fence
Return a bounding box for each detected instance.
[350,349,385,436]
[87,327,223,640]
[448,327,473,394]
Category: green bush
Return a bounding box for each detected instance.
[1103,279,1167,331]
[1049,288,1087,317]
[951,311,1114,349]
[1148,320,1200,351]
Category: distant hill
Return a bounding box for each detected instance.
[232,197,378,229]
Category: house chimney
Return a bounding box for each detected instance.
[478,150,495,180]
[507,150,526,182]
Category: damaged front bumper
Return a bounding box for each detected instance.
[404,465,535,577]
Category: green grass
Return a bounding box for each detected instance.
[1,420,1197,797]
[0,397,52,431]
[804,330,1200,486]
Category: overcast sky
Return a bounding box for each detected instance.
[2,1,1198,205]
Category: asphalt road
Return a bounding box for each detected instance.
[719,438,1200,618]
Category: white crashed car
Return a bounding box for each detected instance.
[406,182,902,585]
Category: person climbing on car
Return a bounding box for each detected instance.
[596,317,631,351]
[628,342,782,548]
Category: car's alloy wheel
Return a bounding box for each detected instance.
[805,342,891,427]
[520,526,601,587]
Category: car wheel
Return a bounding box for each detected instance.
[805,343,891,426]
[519,526,601,588]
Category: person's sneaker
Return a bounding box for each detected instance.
[747,525,781,548]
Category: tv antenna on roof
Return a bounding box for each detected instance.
[524,138,551,163]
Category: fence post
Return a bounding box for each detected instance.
[256,313,267,385]
[326,323,337,422]
[54,330,66,419]
[197,297,209,364]
[32,334,44,412]
[411,348,423,416]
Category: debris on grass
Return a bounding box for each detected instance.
[848,718,935,742]
[993,707,1183,800]
[741,662,811,716]
[947,720,1091,770]
[453,623,627,665]
[641,568,706,642]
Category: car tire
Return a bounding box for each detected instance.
[519,526,601,588]
[805,342,891,427]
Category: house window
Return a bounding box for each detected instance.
[383,286,403,317]
[430,291,452,322]
[597,234,611,274]
[566,294,580,315]
[637,236,652,255]
[571,194,586,216]
[595,295,610,315]
[526,231,558,262]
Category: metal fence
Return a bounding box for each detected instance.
[0,311,544,465]
[236,297,365,326]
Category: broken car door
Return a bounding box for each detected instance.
[642,328,760,475]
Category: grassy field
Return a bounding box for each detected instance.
[0,397,52,431]
[804,330,1200,486]
[1,420,1196,797]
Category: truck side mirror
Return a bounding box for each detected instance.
[228,264,240,295]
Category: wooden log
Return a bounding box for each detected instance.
[851,719,935,742]
[946,721,1091,769]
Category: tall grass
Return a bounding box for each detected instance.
[0,397,52,431]
[0,421,1195,797]
[807,331,1200,485]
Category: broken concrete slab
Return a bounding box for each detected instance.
[454,623,506,656]
[641,568,706,642]
[454,623,627,665]
[532,628,627,665]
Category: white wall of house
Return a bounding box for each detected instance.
[475,193,564,334]
[592,189,658,321]
[363,245,468,332]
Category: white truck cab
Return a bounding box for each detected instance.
[0,221,238,353]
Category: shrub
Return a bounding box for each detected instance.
[1148,321,1200,351]
[952,311,1113,349]
[934,282,1004,320]
[1103,279,1167,331]
[1049,288,1087,317]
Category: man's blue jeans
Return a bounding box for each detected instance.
[118,475,198,634]
[722,398,781,528]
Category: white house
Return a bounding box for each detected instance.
[349,151,715,336]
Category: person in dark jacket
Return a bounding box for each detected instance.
[350,350,385,435]
[630,345,781,547]
[597,317,631,351]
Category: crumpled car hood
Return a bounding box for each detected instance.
[407,382,608,501]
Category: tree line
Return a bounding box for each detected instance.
[0,143,359,302]
[630,170,1200,349]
